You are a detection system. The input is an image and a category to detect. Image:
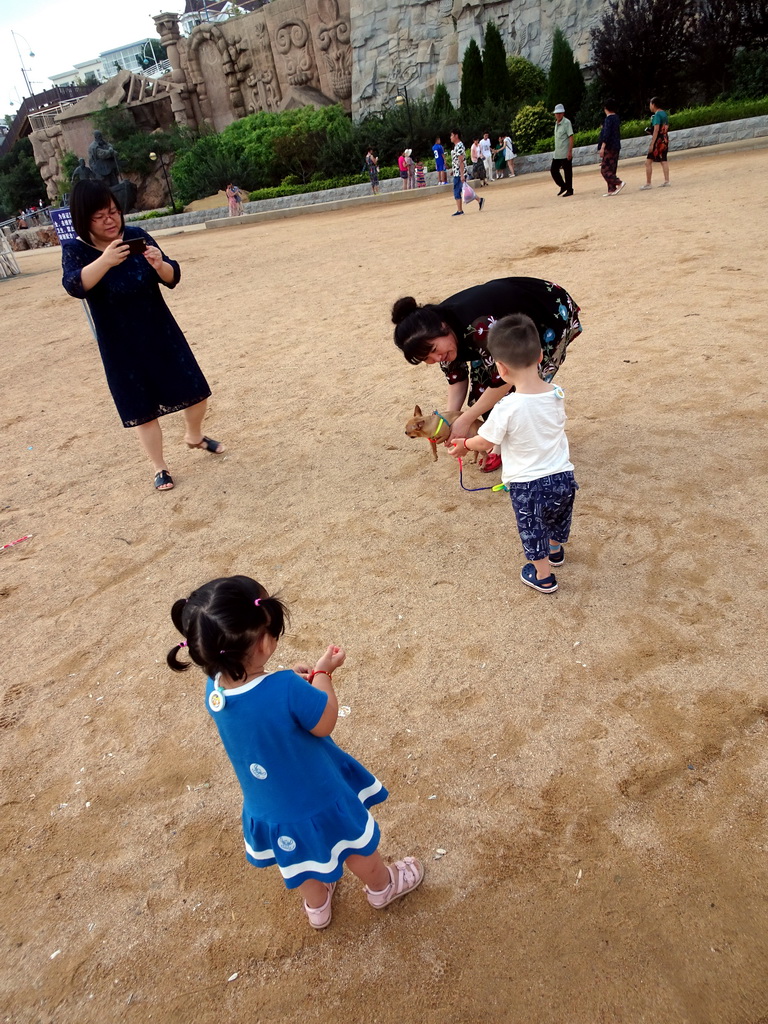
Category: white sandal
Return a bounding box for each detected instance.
[365,857,424,909]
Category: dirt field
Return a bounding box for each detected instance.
[2,144,768,1024]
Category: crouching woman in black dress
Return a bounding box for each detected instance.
[392,277,582,470]
[62,180,224,491]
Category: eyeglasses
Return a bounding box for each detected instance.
[91,208,120,223]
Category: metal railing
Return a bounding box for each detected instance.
[28,98,83,131]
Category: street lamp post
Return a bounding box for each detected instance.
[148,151,176,212]
[11,30,35,99]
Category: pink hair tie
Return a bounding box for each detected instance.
[254,598,262,607]
[178,640,187,648]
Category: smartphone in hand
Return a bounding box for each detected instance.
[125,237,147,255]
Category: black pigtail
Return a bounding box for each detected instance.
[167,598,191,672]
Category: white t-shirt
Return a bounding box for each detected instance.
[479,138,492,158]
[478,384,573,483]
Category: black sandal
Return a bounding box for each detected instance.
[186,436,224,454]
[154,469,174,490]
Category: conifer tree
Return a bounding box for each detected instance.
[431,81,454,119]
[545,27,585,124]
[460,39,484,109]
[482,21,511,102]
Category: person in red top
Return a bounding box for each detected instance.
[397,150,408,190]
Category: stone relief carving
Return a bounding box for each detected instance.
[275,20,318,89]
[246,21,283,113]
[187,23,247,126]
[316,0,352,100]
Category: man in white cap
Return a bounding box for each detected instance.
[550,104,574,197]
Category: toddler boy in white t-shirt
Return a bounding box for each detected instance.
[448,313,578,593]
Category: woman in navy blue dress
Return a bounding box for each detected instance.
[62,180,224,491]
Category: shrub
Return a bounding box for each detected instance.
[247,172,367,202]
[545,27,586,126]
[511,104,553,152]
[528,96,768,152]
[506,56,547,108]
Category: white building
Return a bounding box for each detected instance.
[49,39,170,90]
[49,58,105,89]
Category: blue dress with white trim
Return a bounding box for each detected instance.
[205,670,388,888]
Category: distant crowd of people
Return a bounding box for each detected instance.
[362,97,671,204]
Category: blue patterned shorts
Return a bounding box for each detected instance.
[507,471,578,562]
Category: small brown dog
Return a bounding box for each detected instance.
[404,405,483,462]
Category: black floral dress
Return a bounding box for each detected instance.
[433,277,582,407]
[61,226,211,427]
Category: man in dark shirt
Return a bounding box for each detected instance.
[598,99,625,196]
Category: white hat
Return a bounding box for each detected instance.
[404,148,412,156]
[553,103,565,114]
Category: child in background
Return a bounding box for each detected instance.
[167,575,424,929]
[415,158,426,187]
[448,314,578,593]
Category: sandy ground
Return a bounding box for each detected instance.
[2,145,768,1024]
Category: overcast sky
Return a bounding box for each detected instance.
[1,0,186,121]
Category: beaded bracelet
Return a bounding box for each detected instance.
[308,669,332,684]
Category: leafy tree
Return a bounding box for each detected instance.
[460,39,484,109]
[506,56,547,108]
[545,28,586,124]
[688,1,768,101]
[431,82,454,119]
[137,39,167,71]
[0,137,46,219]
[729,47,768,98]
[482,21,511,102]
[590,0,697,115]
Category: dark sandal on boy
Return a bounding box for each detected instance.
[154,469,174,491]
[186,436,224,454]
[520,563,558,593]
[548,545,565,566]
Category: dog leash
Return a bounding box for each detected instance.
[428,412,506,494]
[457,456,508,494]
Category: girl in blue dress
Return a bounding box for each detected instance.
[167,575,424,930]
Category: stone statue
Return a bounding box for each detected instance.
[71,158,95,184]
[87,131,121,187]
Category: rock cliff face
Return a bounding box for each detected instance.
[349,0,605,115]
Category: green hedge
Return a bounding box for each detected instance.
[247,165,402,202]
[528,97,768,154]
